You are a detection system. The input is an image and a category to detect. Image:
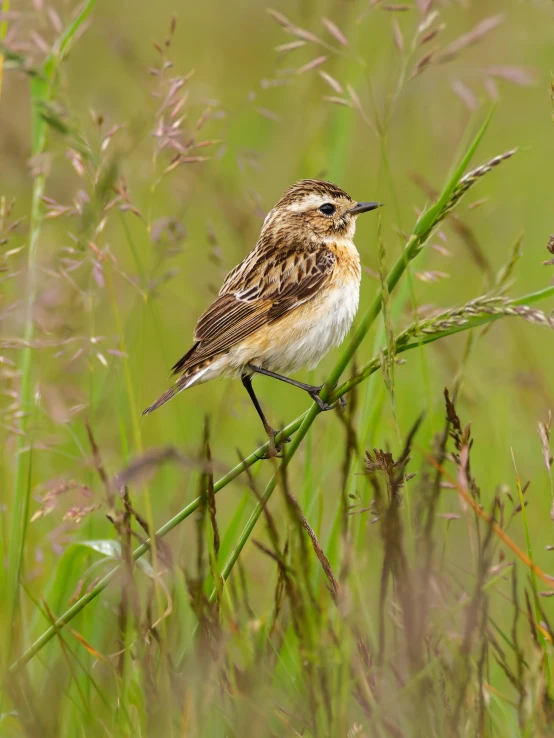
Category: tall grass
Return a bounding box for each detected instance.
[3,0,96,667]
[1,1,554,736]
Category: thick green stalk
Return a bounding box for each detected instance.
[5,67,50,662]
[6,161,45,642]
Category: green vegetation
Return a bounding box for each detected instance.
[1,1,554,735]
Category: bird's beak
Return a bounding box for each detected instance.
[347,201,382,215]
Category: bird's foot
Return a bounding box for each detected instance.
[256,429,291,460]
[308,385,347,412]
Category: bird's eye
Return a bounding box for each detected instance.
[319,203,336,216]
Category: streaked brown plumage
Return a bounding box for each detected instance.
[143,179,380,452]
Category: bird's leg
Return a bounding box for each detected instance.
[247,364,346,412]
[241,374,290,458]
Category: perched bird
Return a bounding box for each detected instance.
[143,179,380,453]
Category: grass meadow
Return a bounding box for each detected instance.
[2,0,554,735]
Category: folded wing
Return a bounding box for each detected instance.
[171,246,336,376]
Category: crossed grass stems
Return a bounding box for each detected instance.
[10,118,554,673]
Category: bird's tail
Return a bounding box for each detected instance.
[142,365,210,415]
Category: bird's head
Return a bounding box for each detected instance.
[263,179,381,242]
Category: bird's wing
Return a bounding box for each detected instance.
[171,246,336,375]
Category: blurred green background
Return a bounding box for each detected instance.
[2,0,554,734]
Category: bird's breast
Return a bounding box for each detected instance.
[249,271,361,374]
[329,237,362,281]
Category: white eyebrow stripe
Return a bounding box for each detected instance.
[286,194,335,212]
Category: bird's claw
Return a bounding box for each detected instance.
[309,387,347,412]
[311,393,335,411]
[256,448,282,460]
[256,430,291,460]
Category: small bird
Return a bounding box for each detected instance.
[143,179,380,453]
